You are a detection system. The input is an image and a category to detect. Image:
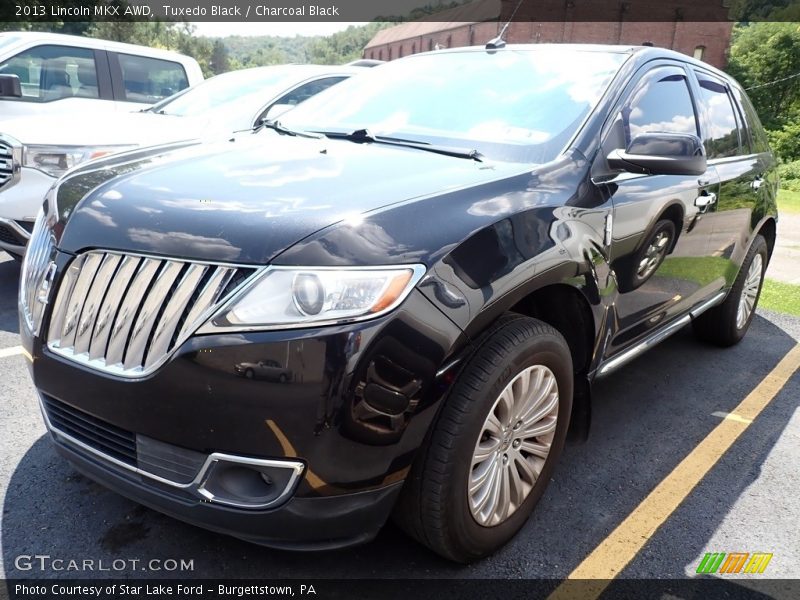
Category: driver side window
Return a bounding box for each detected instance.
[622,67,699,147]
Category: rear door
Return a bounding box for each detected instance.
[598,62,722,355]
[690,69,773,287]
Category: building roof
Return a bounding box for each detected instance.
[365,0,501,49]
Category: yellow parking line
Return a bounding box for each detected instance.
[0,346,24,359]
[549,343,800,600]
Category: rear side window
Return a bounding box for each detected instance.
[0,45,98,102]
[694,72,742,158]
[117,54,188,103]
[623,67,699,145]
[732,86,770,154]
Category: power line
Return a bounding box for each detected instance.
[745,70,800,90]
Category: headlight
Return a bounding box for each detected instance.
[198,265,426,332]
[19,209,56,336]
[23,144,135,177]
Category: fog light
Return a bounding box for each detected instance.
[197,455,304,509]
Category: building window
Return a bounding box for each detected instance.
[378,49,383,60]
[388,47,392,60]
[693,45,706,61]
[399,45,404,58]
[412,43,416,54]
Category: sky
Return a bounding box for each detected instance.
[189,22,369,38]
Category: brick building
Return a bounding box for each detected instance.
[364,0,734,68]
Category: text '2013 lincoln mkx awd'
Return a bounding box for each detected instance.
[19,44,777,562]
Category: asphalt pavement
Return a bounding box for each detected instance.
[1,252,799,588]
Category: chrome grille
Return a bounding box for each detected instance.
[47,251,255,377]
[0,139,14,190]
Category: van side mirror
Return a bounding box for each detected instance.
[607,132,707,176]
[0,74,22,98]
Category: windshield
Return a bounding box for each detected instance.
[150,67,300,119]
[281,48,628,163]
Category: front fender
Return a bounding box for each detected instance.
[418,204,613,343]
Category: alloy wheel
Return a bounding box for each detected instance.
[736,253,763,329]
[468,365,559,526]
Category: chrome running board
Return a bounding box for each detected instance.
[596,291,727,379]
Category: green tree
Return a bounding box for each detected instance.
[768,121,800,161]
[210,39,230,75]
[727,22,800,130]
[729,0,799,20]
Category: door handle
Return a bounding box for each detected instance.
[695,192,717,209]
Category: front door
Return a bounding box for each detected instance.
[598,64,722,355]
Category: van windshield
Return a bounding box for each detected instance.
[281,48,628,164]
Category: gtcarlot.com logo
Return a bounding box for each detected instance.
[697,552,773,575]
[14,554,194,572]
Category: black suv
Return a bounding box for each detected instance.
[19,45,777,562]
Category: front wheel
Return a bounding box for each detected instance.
[693,234,768,347]
[394,315,573,562]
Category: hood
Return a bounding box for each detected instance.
[54,133,527,264]
[0,112,211,147]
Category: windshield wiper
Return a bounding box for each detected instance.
[319,128,484,162]
[255,119,325,139]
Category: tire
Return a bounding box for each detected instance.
[617,219,676,292]
[393,314,573,562]
[693,234,768,347]
[244,368,254,379]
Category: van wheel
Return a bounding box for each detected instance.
[693,235,768,347]
[394,315,572,562]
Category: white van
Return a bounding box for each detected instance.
[0,64,366,259]
[0,32,204,121]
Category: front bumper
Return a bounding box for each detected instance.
[51,429,403,550]
[24,283,469,547]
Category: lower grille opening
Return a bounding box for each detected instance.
[0,223,24,246]
[16,220,34,234]
[41,395,304,509]
[42,395,136,466]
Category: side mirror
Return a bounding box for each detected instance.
[0,74,22,98]
[263,103,294,121]
[607,132,706,176]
